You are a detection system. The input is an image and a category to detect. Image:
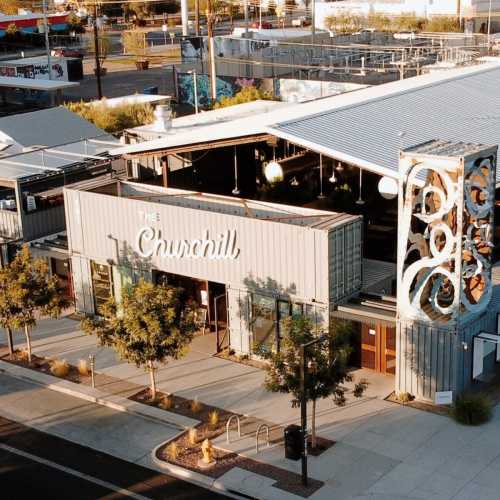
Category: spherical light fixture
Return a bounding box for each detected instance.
[378,176,398,200]
[264,161,284,183]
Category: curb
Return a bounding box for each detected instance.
[0,360,199,431]
[151,442,246,499]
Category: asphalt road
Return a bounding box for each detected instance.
[0,416,226,500]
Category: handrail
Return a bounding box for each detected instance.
[226,415,241,443]
[255,424,270,453]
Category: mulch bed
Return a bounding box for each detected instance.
[385,391,451,416]
[1,350,91,385]
[132,388,327,497]
[214,348,268,370]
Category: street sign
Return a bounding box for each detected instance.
[435,391,453,405]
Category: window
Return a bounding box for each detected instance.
[90,261,113,316]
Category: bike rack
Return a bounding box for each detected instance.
[226,415,241,443]
[255,424,270,453]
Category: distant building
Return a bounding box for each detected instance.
[315,0,500,33]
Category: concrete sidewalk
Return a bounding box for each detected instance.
[6,317,500,499]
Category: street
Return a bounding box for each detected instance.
[0,375,227,500]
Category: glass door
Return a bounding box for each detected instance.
[90,261,113,316]
[252,294,277,355]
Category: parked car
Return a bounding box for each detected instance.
[393,31,417,41]
[292,16,311,27]
[355,28,376,34]
[51,47,84,58]
[252,21,273,29]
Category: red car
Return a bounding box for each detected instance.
[251,21,273,29]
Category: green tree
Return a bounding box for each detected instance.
[87,31,112,65]
[64,100,155,133]
[260,316,365,449]
[81,279,197,399]
[214,86,273,109]
[0,246,69,362]
[423,16,460,33]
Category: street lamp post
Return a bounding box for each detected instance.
[299,334,328,487]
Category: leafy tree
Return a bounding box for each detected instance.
[0,0,20,15]
[214,86,273,108]
[87,31,112,66]
[64,101,155,133]
[423,16,460,33]
[0,246,69,362]
[260,316,365,448]
[122,29,147,61]
[81,279,197,399]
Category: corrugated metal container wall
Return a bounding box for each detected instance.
[71,255,93,314]
[396,313,494,401]
[0,209,21,239]
[23,206,66,242]
[328,218,363,305]
[65,189,331,304]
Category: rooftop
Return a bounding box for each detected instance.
[78,179,360,231]
[0,76,78,91]
[402,139,496,158]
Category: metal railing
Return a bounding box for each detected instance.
[226,414,241,443]
[255,423,270,453]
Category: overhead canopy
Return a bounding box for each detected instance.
[0,76,78,91]
[269,63,500,183]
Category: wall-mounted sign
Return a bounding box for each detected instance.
[435,391,453,405]
[135,226,240,260]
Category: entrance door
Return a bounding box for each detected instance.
[361,324,396,375]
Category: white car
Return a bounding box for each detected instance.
[393,31,417,40]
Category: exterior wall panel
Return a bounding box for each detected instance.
[0,209,21,239]
[23,205,66,242]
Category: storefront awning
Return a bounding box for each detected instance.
[332,301,396,327]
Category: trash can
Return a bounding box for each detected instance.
[143,86,158,95]
[284,424,303,461]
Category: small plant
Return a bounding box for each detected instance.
[208,410,219,429]
[452,393,493,426]
[353,379,368,398]
[188,427,198,445]
[50,359,70,378]
[159,394,173,410]
[77,359,89,376]
[190,396,203,414]
[167,441,179,461]
[18,349,30,362]
[398,392,415,404]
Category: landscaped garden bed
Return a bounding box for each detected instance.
[131,387,328,497]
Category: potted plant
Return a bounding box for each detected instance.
[123,29,149,70]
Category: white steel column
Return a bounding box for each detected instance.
[181,0,189,36]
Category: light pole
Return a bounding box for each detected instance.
[188,69,199,113]
[299,334,328,487]
[487,0,493,48]
[93,2,103,99]
[42,0,52,80]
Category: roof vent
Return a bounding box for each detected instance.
[151,105,172,133]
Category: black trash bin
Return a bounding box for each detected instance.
[284,424,303,460]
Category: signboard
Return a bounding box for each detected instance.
[435,391,453,405]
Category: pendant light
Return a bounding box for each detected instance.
[336,161,344,172]
[232,146,240,195]
[290,176,299,187]
[356,168,365,205]
[328,163,336,183]
[318,154,326,199]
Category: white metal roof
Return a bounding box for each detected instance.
[115,100,293,154]
[89,94,172,108]
[0,76,78,90]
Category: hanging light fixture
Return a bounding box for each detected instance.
[264,145,283,183]
[356,168,365,205]
[290,176,299,187]
[336,161,344,172]
[232,146,240,195]
[318,154,326,199]
[328,164,336,183]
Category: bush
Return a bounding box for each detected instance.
[423,16,461,33]
[214,86,272,109]
[77,358,89,376]
[452,393,493,426]
[64,101,155,133]
[50,359,70,378]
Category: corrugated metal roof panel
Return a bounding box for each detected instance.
[271,66,500,182]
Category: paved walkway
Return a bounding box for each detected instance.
[6,317,500,499]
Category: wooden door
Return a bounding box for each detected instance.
[361,324,396,375]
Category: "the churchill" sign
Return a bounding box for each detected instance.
[135,227,240,260]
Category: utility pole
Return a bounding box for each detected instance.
[93,2,103,100]
[207,0,217,102]
[42,0,52,80]
[195,0,200,36]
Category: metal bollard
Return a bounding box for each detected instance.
[88,354,95,388]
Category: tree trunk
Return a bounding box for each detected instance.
[311,399,317,450]
[24,326,32,363]
[5,327,13,357]
[148,360,156,400]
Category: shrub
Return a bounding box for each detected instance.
[50,359,70,377]
[167,441,179,461]
[77,359,89,376]
[398,392,414,403]
[452,393,493,426]
[188,427,198,445]
[159,394,173,410]
[423,16,461,33]
[214,86,273,109]
[64,101,155,133]
[208,410,219,429]
[190,396,202,413]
